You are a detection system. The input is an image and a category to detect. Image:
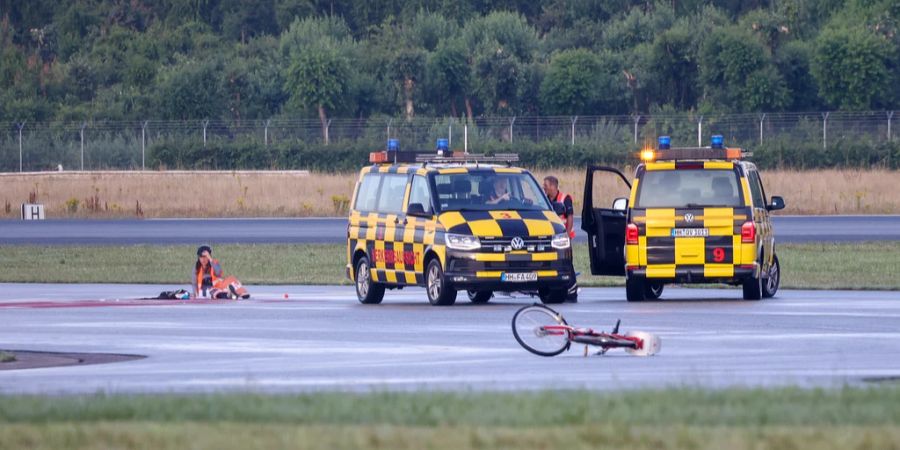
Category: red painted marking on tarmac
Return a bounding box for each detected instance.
[0,299,234,309]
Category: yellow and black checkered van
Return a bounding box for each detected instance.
[582,136,785,301]
[347,152,575,306]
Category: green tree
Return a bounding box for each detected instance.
[811,26,894,110]
[219,0,278,43]
[699,26,788,111]
[284,45,350,143]
[462,12,538,116]
[425,39,471,117]
[156,57,226,120]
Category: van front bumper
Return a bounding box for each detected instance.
[444,248,575,291]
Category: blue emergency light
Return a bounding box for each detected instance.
[658,135,671,150]
[711,135,724,149]
[436,138,449,154]
[387,139,400,152]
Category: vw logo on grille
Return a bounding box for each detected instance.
[684,213,695,223]
[510,237,525,250]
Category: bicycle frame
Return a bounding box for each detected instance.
[539,325,642,352]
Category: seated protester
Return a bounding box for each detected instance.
[193,245,250,300]
[194,245,228,299]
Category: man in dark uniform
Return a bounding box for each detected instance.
[543,176,578,302]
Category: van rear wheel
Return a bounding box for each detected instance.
[538,288,566,304]
[742,264,763,301]
[625,277,646,302]
[644,282,664,300]
[467,290,493,304]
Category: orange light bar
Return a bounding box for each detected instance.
[725,148,743,160]
[648,147,747,161]
[369,151,388,163]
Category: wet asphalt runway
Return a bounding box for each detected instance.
[1,215,899,245]
[1,284,898,394]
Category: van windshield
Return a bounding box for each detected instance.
[635,169,742,208]
[433,171,552,212]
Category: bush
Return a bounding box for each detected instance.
[147,137,900,171]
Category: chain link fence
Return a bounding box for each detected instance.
[0,111,896,172]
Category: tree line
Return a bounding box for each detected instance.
[1,0,898,139]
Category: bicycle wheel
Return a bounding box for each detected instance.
[511,304,570,357]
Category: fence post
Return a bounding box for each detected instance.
[16,121,27,172]
[633,115,640,144]
[80,122,87,171]
[325,119,332,145]
[822,112,829,149]
[202,119,209,146]
[264,119,271,146]
[888,111,894,141]
[464,122,468,154]
[509,116,516,143]
[448,123,452,149]
[697,116,703,147]
[759,113,766,144]
[141,121,148,170]
[571,116,578,146]
[386,118,393,141]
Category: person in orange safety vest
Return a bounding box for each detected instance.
[543,176,578,302]
[193,245,250,300]
[543,176,575,239]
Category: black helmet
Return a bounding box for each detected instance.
[197,245,212,256]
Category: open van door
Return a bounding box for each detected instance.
[581,166,631,276]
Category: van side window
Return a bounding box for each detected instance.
[407,175,433,213]
[376,174,408,214]
[354,173,381,212]
[748,171,765,208]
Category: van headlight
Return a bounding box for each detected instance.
[551,233,570,249]
[446,233,481,251]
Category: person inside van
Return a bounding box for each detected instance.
[486,177,511,205]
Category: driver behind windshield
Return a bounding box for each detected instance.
[485,177,511,205]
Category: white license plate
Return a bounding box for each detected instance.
[671,228,709,237]
[501,272,538,282]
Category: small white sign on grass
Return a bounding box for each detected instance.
[21,204,45,220]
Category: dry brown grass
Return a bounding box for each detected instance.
[0,171,357,218]
[1,168,898,218]
[534,168,900,216]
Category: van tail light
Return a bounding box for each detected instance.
[741,221,756,243]
[626,223,639,245]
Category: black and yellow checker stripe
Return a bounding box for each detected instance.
[625,161,762,279]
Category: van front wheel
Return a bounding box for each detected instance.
[355,257,385,304]
[426,259,457,306]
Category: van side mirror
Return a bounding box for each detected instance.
[612,197,628,211]
[407,202,432,217]
[767,196,785,211]
[552,201,565,216]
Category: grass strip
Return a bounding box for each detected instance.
[0,423,897,450]
[1,388,899,449]
[0,351,15,363]
[2,387,899,426]
[0,242,898,290]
